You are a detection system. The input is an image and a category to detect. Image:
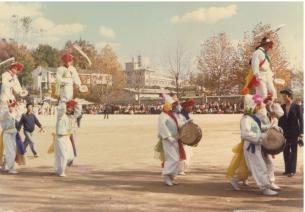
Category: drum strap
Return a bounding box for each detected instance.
[181,110,190,120]
[70,134,77,157]
[246,143,256,154]
[250,115,261,130]
[246,115,262,154]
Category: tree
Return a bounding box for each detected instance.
[197,33,236,95]
[0,40,35,87]
[20,16,32,45]
[194,72,206,93]
[32,44,60,67]
[93,44,126,103]
[291,68,303,98]
[167,42,191,97]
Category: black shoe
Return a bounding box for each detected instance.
[287,173,295,177]
[67,160,73,167]
[282,172,288,175]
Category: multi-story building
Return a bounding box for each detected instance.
[124,55,177,89]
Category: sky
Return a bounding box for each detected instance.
[0,2,303,75]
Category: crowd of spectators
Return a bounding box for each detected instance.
[82,100,245,115]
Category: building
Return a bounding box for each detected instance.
[124,55,177,89]
[31,66,112,92]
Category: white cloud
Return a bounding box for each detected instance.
[0,22,14,38]
[171,4,237,24]
[99,26,115,38]
[32,17,84,38]
[0,3,85,48]
[0,3,42,21]
[32,17,54,29]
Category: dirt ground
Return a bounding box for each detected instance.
[0,114,303,212]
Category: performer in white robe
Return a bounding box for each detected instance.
[158,95,185,186]
[54,99,79,177]
[251,37,277,100]
[56,53,82,103]
[0,62,26,104]
[255,96,284,191]
[240,94,278,196]
[177,99,195,175]
[0,101,18,174]
[238,94,279,195]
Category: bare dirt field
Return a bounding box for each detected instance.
[0,114,303,212]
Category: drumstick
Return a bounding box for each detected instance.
[0,57,15,66]
[72,44,92,67]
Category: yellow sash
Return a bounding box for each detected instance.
[47,133,56,154]
[154,138,164,162]
[226,140,249,181]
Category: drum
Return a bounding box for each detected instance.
[179,122,202,146]
[262,127,286,155]
[79,85,88,93]
[19,89,28,97]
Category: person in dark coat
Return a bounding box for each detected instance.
[104,104,111,119]
[18,103,44,157]
[278,88,303,177]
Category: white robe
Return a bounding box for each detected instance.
[176,113,193,173]
[158,112,180,176]
[56,66,81,102]
[0,71,22,103]
[251,47,277,100]
[54,113,75,175]
[0,109,17,171]
[240,115,271,190]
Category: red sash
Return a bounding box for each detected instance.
[164,111,186,160]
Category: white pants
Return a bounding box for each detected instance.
[243,141,271,190]
[255,71,277,99]
[55,135,74,175]
[162,139,180,176]
[262,153,275,183]
[60,85,73,102]
[179,145,193,173]
[3,132,17,171]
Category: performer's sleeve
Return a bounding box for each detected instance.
[72,69,81,87]
[0,108,9,122]
[12,75,22,94]
[240,116,262,144]
[278,105,285,129]
[56,119,66,136]
[16,115,24,131]
[176,114,186,128]
[297,104,303,135]
[1,73,22,94]
[273,103,284,118]
[251,51,261,77]
[158,114,172,140]
[1,73,10,86]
